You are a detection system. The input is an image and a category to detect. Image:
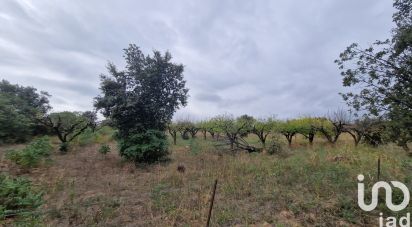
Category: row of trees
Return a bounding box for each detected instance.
[168,111,387,151]
[0,80,98,152]
[1,0,410,162]
[0,44,189,163]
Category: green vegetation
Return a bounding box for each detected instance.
[95,44,188,163]
[118,129,169,163]
[0,174,43,221]
[75,126,115,146]
[40,111,96,153]
[6,136,52,169]
[0,80,50,144]
[0,1,411,226]
[336,0,412,152]
[98,144,111,155]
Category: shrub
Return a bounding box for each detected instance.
[6,136,52,168]
[267,135,283,155]
[119,130,169,163]
[99,144,111,155]
[0,174,43,220]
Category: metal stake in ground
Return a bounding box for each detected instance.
[206,179,218,227]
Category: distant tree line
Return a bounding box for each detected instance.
[167,109,389,152]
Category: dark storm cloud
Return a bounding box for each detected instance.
[0,0,394,118]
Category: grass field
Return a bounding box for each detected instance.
[1,130,412,226]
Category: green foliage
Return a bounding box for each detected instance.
[118,130,169,163]
[75,126,115,146]
[236,114,255,136]
[278,119,302,145]
[6,137,52,168]
[266,135,283,154]
[167,122,179,145]
[252,117,278,147]
[336,1,412,151]
[95,44,188,138]
[99,144,111,155]
[0,80,50,144]
[212,114,259,151]
[42,111,94,152]
[0,174,43,220]
[176,120,198,139]
[95,44,188,163]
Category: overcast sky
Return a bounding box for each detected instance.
[0,0,394,119]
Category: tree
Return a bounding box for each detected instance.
[198,120,211,140]
[278,120,300,147]
[42,111,93,152]
[237,114,255,137]
[335,0,412,151]
[343,116,383,146]
[214,114,257,152]
[167,122,179,145]
[295,117,320,145]
[315,110,351,144]
[176,120,195,140]
[0,80,50,143]
[252,118,277,148]
[207,118,221,140]
[95,44,188,163]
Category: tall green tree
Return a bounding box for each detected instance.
[95,44,188,163]
[335,0,412,151]
[0,80,50,143]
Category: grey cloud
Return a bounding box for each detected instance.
[0,0,394,118]
[195,93,222,103]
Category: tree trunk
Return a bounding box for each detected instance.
[210,132,215,139]
[308,133,314,145]
[284,134,294,147]
[287,137,292,146]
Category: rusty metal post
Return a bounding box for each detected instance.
[206,179,218,227]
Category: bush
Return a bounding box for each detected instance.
[267,135,283,155]
[119,130,169,163]
[99,144,111,155]
[0,174,43,220]
[6,136,52,168]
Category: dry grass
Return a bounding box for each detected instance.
[1,133,412,226]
